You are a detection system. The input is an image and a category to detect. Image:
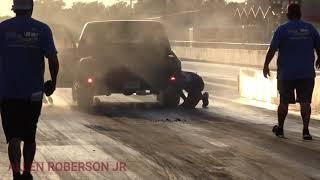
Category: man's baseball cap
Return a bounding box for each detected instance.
[287,3,301,16]
[12,0,34,11]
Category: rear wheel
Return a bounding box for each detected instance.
[72,81,94,109]
[157,86,180,108]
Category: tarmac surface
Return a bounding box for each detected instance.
[1,62,320,180]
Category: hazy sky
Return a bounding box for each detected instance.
[0,0,245,16]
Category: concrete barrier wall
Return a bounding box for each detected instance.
[172,43,320,111]
[239,68,278,103]
[239,68,320,111]
[172,46,277,69]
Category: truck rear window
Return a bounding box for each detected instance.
[81,21,169,45]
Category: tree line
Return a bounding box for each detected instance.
[0,0,240,34]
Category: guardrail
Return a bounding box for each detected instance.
[170,40,273,68]
[171,40,318,70]
[170,40,269,50]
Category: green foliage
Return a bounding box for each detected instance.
[135,0,230,16]
[107,2,132,19]
[33,0,66,22]
[0,0,233,36]
[31,0,132,36]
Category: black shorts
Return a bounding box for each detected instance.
[277,78,315,104]
[181,91,203,108]
[182,78,205,108]
[1,99,42,144]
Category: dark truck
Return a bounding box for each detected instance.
[71,20,182,108]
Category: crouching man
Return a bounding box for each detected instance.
[178,71,209,109]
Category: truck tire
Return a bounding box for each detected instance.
[157,87,180,108]
[72,81,94,109]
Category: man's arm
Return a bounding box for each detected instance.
[42,25,59,96]
[312,24,320,69]
[264,27,281,78]
[311,24,320,69]
[43,53,59,96]
[316,48,320,69]
[48,53,59,86]
[263,48,277,78]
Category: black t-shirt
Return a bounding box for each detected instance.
[181,71,204,93]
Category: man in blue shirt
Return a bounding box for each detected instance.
[0,0,59,179]
[263,4,320,141]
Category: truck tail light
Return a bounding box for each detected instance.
[87,77,94,84]
[170,75,176,81]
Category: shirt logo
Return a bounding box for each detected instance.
[24,31,40,41]
[5,31,40,48]
[288,28,311,40]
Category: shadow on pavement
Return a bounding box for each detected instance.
[73,101,220,123]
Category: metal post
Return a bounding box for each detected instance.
[130,0,133,9]
[189,27,194,48]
